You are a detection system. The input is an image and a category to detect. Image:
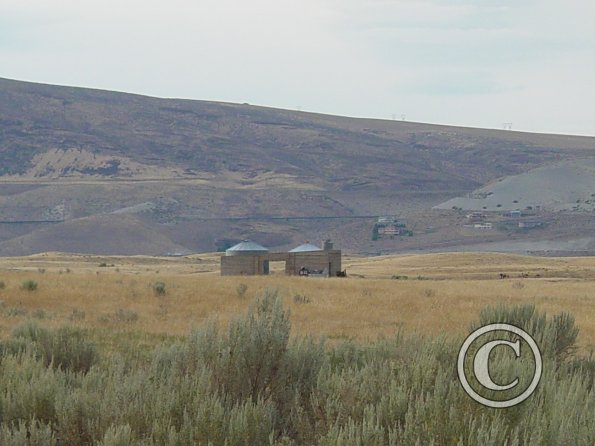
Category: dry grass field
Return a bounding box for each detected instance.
[0,252,593,351]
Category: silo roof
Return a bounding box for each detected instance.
[289,243,322,253]
[226,240,269,253]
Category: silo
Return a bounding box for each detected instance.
[221,240,270,275]
[287,242,325,276]
[286,240,341,277]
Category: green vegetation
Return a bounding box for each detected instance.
[0,146,40,176]
[0,290,592,445]
[20,279,38,291]
[31,308,49,319]
[236,282,248,299]
[97,309,139,324]
[3,306,28,317]
[5,321,99,374]
[152,281,166,296]
[293,294,310,304]
[68,308,86,321]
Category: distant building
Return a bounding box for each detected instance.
[518,220,543,229]
[377,216,397,224]
[378,225,402,236]
[220,240,270,275]
[473,222,493,229]
[374,216,408,240]
[503,210,522,218]
[466,212,486,222]
[220,239,342,277]
[286,240,342,277]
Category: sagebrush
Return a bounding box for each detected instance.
[0,290,592,445]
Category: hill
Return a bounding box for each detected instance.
[0,77,594,255]
[436,159,595,212]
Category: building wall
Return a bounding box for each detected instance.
[285,250,342,277]
[327,250,342,276]
[221,255,267,276]
[220,250,342,277]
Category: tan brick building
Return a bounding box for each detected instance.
[220,239,342,277]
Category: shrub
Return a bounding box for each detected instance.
[472,304,579,362]
[10,321,99,374]
[114,309,139,323]
[0,300,590,444]
[32,308,49,319]
[68,308,86,321]
[236,283,248,298]
[97,424,133,446]
[98,309,139,324]
[0,280,5,289]
[0,336,32,358]
[0,419,58,445]
[43,327,99,373]
[21,279,38,291]
[152,281,166,296]
[293,294,310,304]
[4,306,28,317]
[187,288,291,401]
[11,319,47,341]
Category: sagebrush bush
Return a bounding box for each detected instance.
[20,279,38,291]
[473,303,579,362]
[9,321,99,374]
[98,309,139,324]
[293,293,310,304]
[3,306,28,317]
[32,308,49,319]
[68,308,86,321]
[0,280,5,289]
[0,296,591,445]
[152,281,166,296]
[114,309,139,323]
[0,419,57,445]
[236,283,248,298]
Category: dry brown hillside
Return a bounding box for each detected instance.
[0,77,594,255]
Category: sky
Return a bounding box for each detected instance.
[1,0,594,136]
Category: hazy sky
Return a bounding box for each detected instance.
[2,0,594,135]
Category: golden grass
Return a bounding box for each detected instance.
[0,252,593,351]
